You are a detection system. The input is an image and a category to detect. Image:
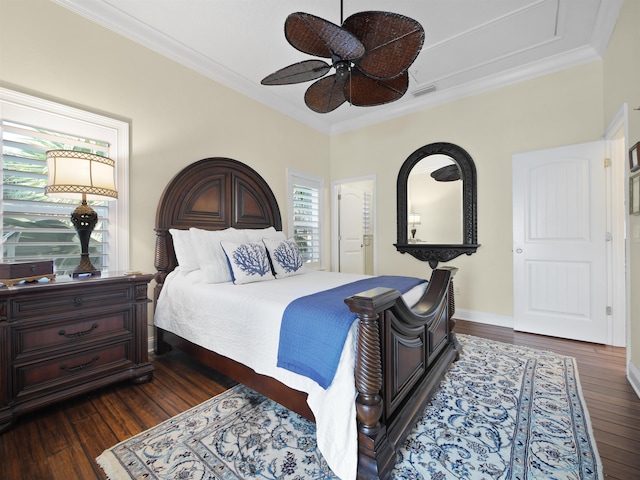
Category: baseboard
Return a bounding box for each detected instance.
[628,359,640,400]
[454,309,514,329]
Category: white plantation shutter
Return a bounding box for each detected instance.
[288,170,323,268]
[1,89,129,276]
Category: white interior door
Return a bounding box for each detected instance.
[338,184,365,274]
[512,141,608,344]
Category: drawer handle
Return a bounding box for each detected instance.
[60,356,99,372]
[58,323,99,339]
[74,296,84,306]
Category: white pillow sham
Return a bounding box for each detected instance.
[263,238,306,279]
[169,229,199,273]
[245,226,287,243]
[190,227,250,283]
[220,241,275,284]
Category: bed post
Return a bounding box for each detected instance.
[154,228,170,295]
[345,287,402,480]
[154,228,172,355]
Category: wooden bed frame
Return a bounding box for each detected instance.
[153,157,460,480]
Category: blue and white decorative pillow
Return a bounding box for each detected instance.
[220,241,274,284]
[263,238,306,279]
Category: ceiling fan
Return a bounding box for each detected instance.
[431,164,461,182]
[261,5,425,114]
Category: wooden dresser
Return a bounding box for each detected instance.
[0,272,155,433]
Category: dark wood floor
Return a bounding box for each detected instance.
[1,320,638,479]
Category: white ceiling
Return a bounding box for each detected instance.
[53,0,622,135]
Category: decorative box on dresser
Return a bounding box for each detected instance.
[0,272,155,433]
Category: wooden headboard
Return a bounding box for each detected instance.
[153,157,282,297]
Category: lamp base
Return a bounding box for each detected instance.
[72,254,101,278]
[71,201,100,278]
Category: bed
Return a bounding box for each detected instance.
[153,157,459,480]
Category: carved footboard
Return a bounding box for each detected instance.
[345,267,458,479]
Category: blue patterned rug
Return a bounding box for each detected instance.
[97,335,602,479]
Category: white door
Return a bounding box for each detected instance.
[338,185,365,274]
[512,141,608,344]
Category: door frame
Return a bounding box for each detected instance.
[604,104,628,347]
[331,175,377,274]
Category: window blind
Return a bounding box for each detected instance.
[2,120,112,276]
[292,182,320,264]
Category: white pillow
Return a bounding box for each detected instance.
[169,229,199,273]
[263,238,306,279]
[244,227,287,243]
[220,241,274,284]
[190,227,250,283]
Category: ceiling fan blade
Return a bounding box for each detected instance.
[431,164,461,182]
[304,74,348,113]
[346,70,409,106]
[285,12,365,60]
[261,59,331,85]
[343,11,425,79]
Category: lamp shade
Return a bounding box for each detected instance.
[45,150,117,200]
[408,213,421,225]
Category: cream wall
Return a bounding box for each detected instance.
[0,0,331,277]
[603,0,640,374]
[330,62,603,317]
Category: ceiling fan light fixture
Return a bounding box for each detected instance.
[262,7,425,114]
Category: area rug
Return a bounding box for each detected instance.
[96,335,602,479]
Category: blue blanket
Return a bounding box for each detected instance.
[277,276,426,389]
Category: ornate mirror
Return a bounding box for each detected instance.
[395,142,479,267]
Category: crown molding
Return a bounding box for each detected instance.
[52,0,621,137]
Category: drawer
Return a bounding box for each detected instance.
[14,308,132,357]
[9,285,133,319]
[14,341,132,398]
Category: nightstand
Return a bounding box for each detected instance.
[0,272,155,433]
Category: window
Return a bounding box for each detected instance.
[1,88,129,276]
[287,169,323,269]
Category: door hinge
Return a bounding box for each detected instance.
[604,157,611,168]
[605,232,612,241]
[606,306,612,315]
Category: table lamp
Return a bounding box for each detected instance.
[45,150,117,277]
[408,212,421,239]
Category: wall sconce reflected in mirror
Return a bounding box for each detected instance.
[45,150,117,277]
[408,212,421,239]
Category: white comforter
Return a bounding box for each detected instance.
[154,269,426,480]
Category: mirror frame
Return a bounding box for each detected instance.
[395,142,480,268]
